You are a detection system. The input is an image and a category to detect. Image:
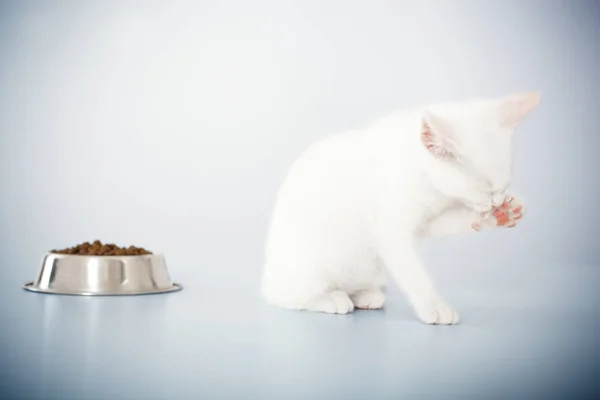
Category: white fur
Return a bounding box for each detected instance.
[261,93,540,324]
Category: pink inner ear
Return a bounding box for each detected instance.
[422,129,434,150]
[501,92,541,127]
[421,110,456,157]
[421,124,447,156]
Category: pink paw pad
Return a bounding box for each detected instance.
[490,197,525,228]
[471,196,525,231]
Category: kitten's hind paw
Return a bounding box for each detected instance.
[351,289,385,310]
[306,290,355,315]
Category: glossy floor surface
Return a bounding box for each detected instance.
[1,263,598,400]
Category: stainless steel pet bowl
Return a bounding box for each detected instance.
[23,253,182,296]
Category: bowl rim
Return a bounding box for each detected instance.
[42,252,165,258]
[22,281,182,296]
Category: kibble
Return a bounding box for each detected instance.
[51,240,152,256]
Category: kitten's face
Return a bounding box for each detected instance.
[422,93,540,211]
[449,110,514,211]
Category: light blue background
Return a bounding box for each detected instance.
[1,1,599,399]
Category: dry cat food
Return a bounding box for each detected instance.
[51,240,153,256]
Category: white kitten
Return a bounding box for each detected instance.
[261,93,540,324]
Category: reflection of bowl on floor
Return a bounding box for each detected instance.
[23,253,182,296]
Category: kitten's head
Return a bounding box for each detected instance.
[421,92,540,211]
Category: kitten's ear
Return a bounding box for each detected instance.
[499,92,541,128]
[421,110,457,157]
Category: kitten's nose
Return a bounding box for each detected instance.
[492,192,506,207]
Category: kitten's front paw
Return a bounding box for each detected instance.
[351,289,385,310]
[413,298,460,325]
[307,290,355,315]
[472,196,526,231]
